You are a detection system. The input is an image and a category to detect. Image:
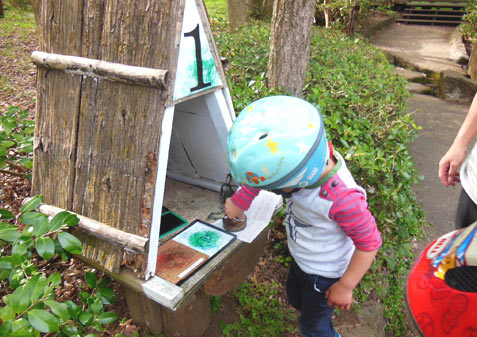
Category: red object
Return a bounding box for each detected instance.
[407,233,477,337]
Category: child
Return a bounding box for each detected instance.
[224,96,382,337]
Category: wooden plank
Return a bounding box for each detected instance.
[33,0,184,275]
[161,287,211,337]
[32,68,81,210]
[123,287,164,335]
[32,0,84,208]
[146,105,175,278]
[204,225,270,296]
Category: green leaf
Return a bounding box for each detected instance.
[63,213,80,227]
[79,311,94,326]
[19,213,48,237]
[1,140,15,148]
[85,271,97,290]
[65,301,81,320]
[85,334,99,337]
[10,285,31,313]
[47,273,61,287]
[19,212,45,225]
[11,242,27,261]
[10,327,35,337]
[47,212,69,232]
[27,274,47,303]
[60,325,79,335]
[0,320,12,335]
[0,256,15,269]
[98,287,116,305]
[27,309,59,333]
[19,158,32,169]
[0,228,21,243]
[0,209,14,220]
[0,304,15,322]
[21,196,42,214]
[10,318,33,337]
[89,297,103,315]
[44,300,69,323]
[98,278,111,289]
[35,237,55,260]
[57,232,82,254]
[78,291,89,305]
[97,312,118,325]
[8,269,24,289]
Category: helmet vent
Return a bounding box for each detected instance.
[445,266,477,292]
[258,132,268,140]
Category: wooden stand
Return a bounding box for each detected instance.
[31,1,276,335]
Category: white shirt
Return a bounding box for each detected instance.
[461,143,477,205]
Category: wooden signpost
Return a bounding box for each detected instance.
[31,1,279,336]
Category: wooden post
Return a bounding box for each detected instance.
[33,0,182,276]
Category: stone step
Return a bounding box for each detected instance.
[406,82,433,94]
[402,13,463,19]
[394,67,427,82]
[395,18,461,25]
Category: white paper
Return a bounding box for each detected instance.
[212,190,283,243]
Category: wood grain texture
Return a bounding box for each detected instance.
[204,226,269,296]
[31,52,169,89]
[33,0,182,274]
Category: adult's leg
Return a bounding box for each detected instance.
[455,189,477,228]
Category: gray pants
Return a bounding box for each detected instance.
[455,189,477,229]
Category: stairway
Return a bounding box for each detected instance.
[395,1,467,26]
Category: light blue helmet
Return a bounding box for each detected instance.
[227,96,329,190]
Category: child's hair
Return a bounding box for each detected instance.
[227,96,329,190]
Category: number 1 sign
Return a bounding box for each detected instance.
[173,0,222,101]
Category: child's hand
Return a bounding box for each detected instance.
[224,198,245,219]
[325,281,353,310]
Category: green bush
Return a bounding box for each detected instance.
[212,18,426,335]
[219,282,296,337]
[0,106,34,179]
[0,196,120,336]
[461,0,477,44]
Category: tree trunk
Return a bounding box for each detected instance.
[227,0,250,30]
[262,0,274,19]
[266,0,316,97]
[347,0,359,36]
[0,0,4,18]
[323,0,332,28]
[469,41,477,81]
[227,0,271,30]
[27,0,41,24]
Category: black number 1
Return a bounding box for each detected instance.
[184,24,212,92]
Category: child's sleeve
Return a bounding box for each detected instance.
[329,189,382,251]
[230,185,261,211]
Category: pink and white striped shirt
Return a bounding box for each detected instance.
[230,151,381,277]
